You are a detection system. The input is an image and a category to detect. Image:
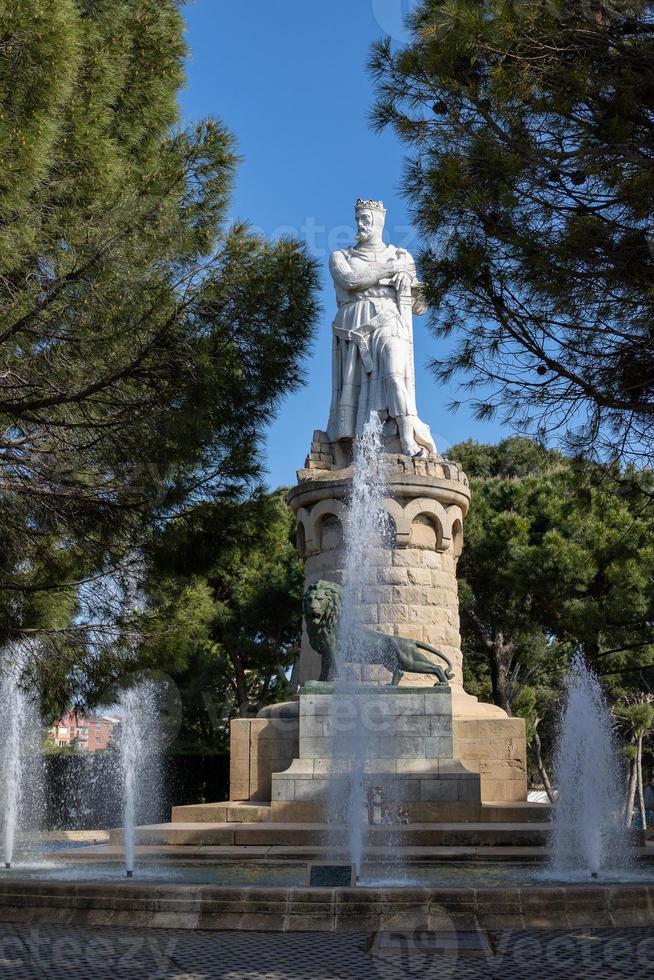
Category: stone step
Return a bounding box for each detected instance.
[169,799,550,825]
[171,802,272,824]
[481,801,551,823]
[111,821,552,848]
[54,842,555,863]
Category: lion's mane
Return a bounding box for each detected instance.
[303,580,342,652]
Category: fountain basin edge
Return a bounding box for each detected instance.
[0,879,651,932]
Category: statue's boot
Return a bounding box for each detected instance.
[397,415,421,456]
[398,415,437,457]
[414,417,438,455]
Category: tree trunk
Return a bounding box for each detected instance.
[584,638,600,664]
[533,721,555,803]
[625,754,638,828]
[467,614,514,714]
[489,634,513,715]
[637,734,647,830]
[228,650,250,717]
[255,671,273,715]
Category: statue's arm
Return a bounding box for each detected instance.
[385,251,426,314]
[330,250,387,291]
[393,248,417,277]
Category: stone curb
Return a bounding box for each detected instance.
[0,881,651,932]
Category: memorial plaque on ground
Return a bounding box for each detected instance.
[307,863,356,887]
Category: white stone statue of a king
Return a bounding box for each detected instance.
[327,198,437,458]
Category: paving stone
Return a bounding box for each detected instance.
[0,922,653,979]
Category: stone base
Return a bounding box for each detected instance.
[268,689,484,823]
[271,761,482,823]
[112,818,554,848]
[229,715,298,803]
[300,681,451,695]
[171,802,272,824]
[167,800,550,826]
[269,800,482,823]
[228,686,527,809]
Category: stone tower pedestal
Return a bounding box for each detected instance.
[290,431,469,689]
[228,433,529,812]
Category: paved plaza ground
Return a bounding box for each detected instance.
[0,923,654,979]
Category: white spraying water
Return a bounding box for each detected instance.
[328,413,391,875]
[118,681,161,877]
[550,654,630,878]
[0,654,44,868]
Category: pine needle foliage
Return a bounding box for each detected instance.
[0,0,320,699]
[370,0,654,461]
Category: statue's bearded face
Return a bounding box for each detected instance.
[356,208,384,244]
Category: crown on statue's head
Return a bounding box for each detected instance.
[355,198,387,215]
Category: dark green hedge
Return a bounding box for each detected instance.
[43,751,229,830]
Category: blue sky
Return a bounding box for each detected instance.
[179,0,508,488]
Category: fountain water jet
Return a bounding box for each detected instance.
[117,680,161,878]
[327,413,391,877]
[550,654,630,878]
[0,653,44,869]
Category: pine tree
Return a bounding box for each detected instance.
[0,0,319,695]
[456,436,654,701]
[139,489,304,741]
[370,0,654,462]
[454,436,654,786]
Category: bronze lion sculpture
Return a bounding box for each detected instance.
[303,579,455,685]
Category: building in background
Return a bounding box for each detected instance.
[48,711,119,752]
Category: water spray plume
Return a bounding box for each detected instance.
[118,680,162,879]
[550,654,631,878]
[0,653,44,870]
[328,413,390,878]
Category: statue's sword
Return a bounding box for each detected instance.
[381,252,427,415]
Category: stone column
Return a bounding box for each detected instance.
[288,431,470,688]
